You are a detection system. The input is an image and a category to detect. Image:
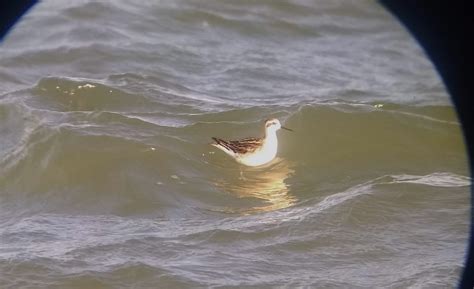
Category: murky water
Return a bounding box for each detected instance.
[0,1,470,288]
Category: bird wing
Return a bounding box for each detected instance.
[212,137,263,154]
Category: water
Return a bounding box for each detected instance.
[0,1,470,288]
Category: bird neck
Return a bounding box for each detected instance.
[264,129,277,140]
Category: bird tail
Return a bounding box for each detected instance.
[211,137,236,157]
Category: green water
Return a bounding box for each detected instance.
[0,0,470,288]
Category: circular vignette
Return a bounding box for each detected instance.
[380,2,473,289]
[0,1,38,42]
[1,1,473,288]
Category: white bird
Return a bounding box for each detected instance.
[211,118,293,167]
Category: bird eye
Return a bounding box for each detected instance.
[265,120,278,127]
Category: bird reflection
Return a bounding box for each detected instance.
[214,158,296,214]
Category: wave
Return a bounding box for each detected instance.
[0,94,468,216]
[282,103,465,165]
[218,170,470,227]
[27,76,226,113]
[31,77,161,112]
[386,172,470,187]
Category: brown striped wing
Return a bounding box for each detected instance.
[212,137,263,154]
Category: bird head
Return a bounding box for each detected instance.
[264,118,293,133]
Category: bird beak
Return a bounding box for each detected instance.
[281,126,293,132]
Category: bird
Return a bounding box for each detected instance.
[211,118,293,167]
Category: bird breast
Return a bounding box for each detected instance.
[238,135,278,166]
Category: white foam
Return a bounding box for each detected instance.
[388,172,470,188]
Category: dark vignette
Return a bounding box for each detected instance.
[1,1,473,288]
[0,1,38,42]
[379,2,474,288]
